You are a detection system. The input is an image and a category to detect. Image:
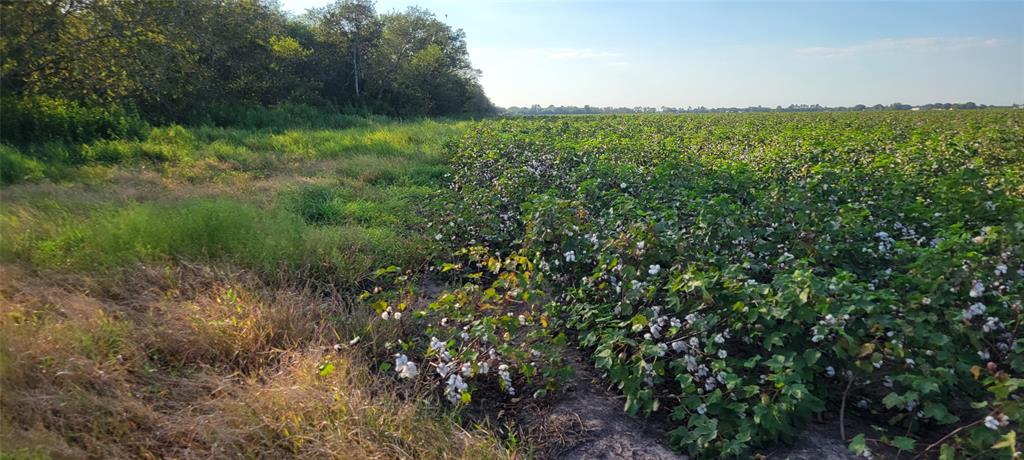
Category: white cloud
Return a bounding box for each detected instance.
[796,37,1003,57]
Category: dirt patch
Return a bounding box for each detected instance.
[759,419,858,459]
[519,348,686,460]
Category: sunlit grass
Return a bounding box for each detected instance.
[0,114,511,459]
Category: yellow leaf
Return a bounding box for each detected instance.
[970,365,982,380]
[992,431,1016,455]
[858,342,876,358]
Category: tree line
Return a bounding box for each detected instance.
[504,102,1012,116]
[1,0,495,122]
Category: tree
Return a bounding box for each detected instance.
[2,0,493,119]
[312,0,382,102]
[366,7,490,115]
[1,0,182,104]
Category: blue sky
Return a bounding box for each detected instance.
[281,1,1024,108]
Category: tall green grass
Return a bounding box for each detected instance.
[1,117,463,184]
[0,95,149,145]
[0,110,461,286]
[4,198,430,286]
[182,102,387,130]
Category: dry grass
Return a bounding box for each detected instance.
[0,263,513,459]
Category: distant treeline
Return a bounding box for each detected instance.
[504,102,1020,116]
[1,0,495,125]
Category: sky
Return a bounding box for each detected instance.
[280,0,1024,108]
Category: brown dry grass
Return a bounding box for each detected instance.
[0,263,512,459]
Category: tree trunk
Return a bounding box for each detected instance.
[352,48,360,98]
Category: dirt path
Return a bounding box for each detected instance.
[520,348,686,460]
[518,347,856,460]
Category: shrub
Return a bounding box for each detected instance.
[0,95,149,146]
[0,145,44,184]
[183,103,384,131]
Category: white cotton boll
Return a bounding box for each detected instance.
[825,366,836,378]
[381,309,391,320]
[670,318,682,329]
[498,364,515,395]
[399,360,418,379]
[970,280,985,298]
[984,415,1000,430]
[395,354,418,379]
[963,303,987,320]
[445,374,468,403]
[648,264,661,276]
[672,341,687,352]
[393,311,402,320]
[717,349,728,358]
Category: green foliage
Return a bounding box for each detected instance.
[434,111,1024,457]
[183,103,383,130]
[11,197,427,287]
[0,107,462,184]
[361,248,572,407]
[0,0,493,122]
[0,146,45,184]
[28,199,306,274]
[0,96,149,146]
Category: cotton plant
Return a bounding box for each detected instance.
[428,114,1024,457]
[364,249,571,407]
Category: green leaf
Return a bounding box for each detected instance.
[938,443,955,460]
[882,392,902,409]
[848,434,867,455]
[318,362,335,377]
[922,402,959,424]
[992,431,1016,455]
[892,436,916,451]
